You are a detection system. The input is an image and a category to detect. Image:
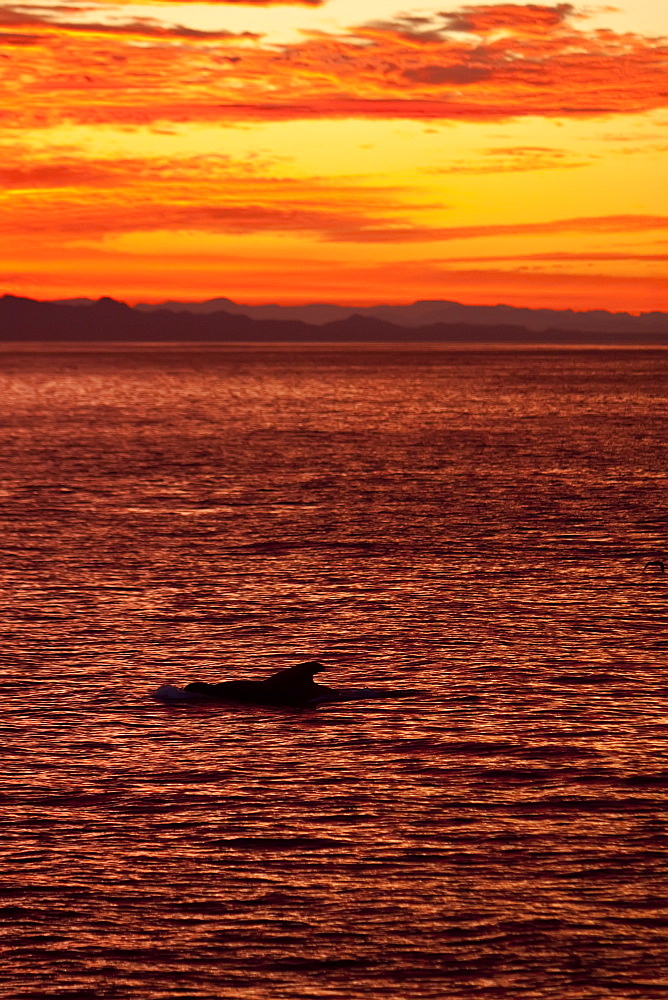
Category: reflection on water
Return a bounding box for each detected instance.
[0,344,666,999]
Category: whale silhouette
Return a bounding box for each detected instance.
[644,559,665,574]
[152,661,421,707]
[184,660,332,706]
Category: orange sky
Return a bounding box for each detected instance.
[1,0,666,309]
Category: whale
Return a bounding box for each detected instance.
[152,661,421,708]
[184,661,332,707]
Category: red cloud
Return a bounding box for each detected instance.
[1,142,665,246]
[326,215,668,243]
[0,4,667,126]
[442,3,575,34]
[427,145,593,172]
[0,151,416,240]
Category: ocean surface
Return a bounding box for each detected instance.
[0,343,666,1000]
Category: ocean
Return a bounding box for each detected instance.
[0,343,666,999]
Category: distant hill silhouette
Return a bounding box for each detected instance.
[125,296,668,337]
[2,294,666,344]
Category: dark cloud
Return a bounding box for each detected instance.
[441,4,575,34]
[0,4,260,39]
[0,31,40,44]
[403,64,492,84]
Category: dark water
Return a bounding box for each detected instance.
[0,344,666,1000]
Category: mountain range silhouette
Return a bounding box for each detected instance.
[1,294,666,343]
[131,296,668,336]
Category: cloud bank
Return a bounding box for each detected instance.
[1,3,667,126]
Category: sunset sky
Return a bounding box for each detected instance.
[1,0,666,309]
